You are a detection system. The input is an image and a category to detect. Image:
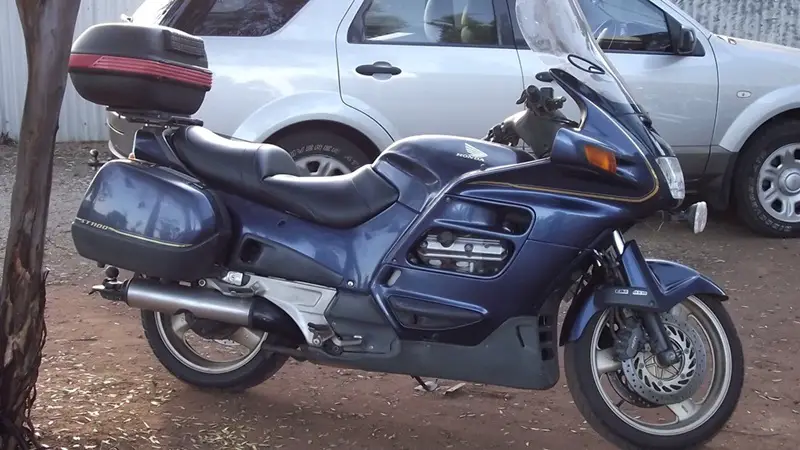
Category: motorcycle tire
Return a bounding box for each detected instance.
[563,295,744,450]
[141,309,289,392]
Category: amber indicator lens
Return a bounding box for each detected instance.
[584,144,617,173]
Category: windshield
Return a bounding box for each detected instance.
[132,0,181,24]
[515,0,643,118]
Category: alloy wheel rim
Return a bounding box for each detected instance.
[589,296,733,436]
[757,143,800,223]
[295,155,351,176]
[155,312,267,375]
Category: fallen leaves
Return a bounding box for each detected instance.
[32,347,175,449]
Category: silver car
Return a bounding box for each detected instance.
[111,0,800,238]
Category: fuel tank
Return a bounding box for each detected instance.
[372,135,532,212]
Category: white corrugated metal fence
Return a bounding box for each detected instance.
[676,0,800,49]
[0,0,799,142]
[0,0,144,142]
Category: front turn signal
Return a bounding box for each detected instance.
[584,145,617,174]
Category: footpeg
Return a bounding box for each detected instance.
[308,323,335,347]
[308,323,364,355]
[332,336,363,347]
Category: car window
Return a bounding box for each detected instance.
[358,0,501,47]
[578,0,672,53]
[191,0,309,37]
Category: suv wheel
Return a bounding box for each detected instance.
[275,130,372,176]
[734,120,800,238]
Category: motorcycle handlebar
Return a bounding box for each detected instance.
[485,85,574,158]
[516,85,567,114]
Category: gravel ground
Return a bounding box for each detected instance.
[1,143,799,449]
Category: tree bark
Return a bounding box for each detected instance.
[0,1,81,449]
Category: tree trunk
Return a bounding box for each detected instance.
[0,1,81,448]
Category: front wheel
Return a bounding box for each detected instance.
[564,296,743,450]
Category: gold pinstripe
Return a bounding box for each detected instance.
[74,217,192,248]
[466,154,660,203]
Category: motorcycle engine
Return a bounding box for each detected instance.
[414,230,509,276]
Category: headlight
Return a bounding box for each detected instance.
[655,156,685,200]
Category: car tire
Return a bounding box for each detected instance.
[275,130,372,176]
[733,119,800,238]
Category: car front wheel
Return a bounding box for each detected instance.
[734,120,800,237]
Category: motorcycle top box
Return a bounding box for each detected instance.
[68,23,211,115]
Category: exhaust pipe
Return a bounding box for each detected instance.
[123,278,303,341]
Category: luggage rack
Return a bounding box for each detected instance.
[110,108,204,128]
[87,109,204,170]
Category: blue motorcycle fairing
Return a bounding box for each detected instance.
[560,257,728,345]
[456,101,665,209]
[220,193,418,290]
[373,238,580,345]
[373,134,534,213]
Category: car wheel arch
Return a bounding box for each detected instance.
[230,91,394,152]
[717,108,800,210]
[265,119,382,161]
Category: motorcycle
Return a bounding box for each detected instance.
[66,0,743,448]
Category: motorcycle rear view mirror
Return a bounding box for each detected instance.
[550,127,617,175]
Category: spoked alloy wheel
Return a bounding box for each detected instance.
[295,154,352,176]
[141,310,288,391]
[155,312,267,374]
[275,129,371,177]
[733,120,800,237]
[756,143,800,224]
[564,296,744,449]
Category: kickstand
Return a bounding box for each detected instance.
[412,375,439,392]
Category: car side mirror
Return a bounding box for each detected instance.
[676,27,697,55]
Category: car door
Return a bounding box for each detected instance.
[512,0,719,181]
[337,0,525,141]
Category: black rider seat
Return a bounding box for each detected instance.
[171,126,398,228]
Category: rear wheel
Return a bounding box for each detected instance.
[564,296,744,450]
[275,130,372,176]
[141,310,288,392]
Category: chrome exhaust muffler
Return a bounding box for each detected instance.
[126,278,254,326]
[122,278,303,341]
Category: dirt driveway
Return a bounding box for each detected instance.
[1,144,799,449]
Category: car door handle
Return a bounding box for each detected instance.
[356,63,401,76]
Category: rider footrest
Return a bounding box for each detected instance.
[308,323,329,332]
[308,323,335,347]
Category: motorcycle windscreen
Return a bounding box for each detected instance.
[514,0,671,155]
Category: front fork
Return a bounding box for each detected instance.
[561,230,727,346]
[609,231,679,366]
